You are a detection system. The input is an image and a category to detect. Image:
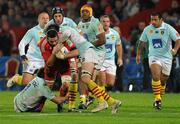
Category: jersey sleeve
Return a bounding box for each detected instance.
[92,19,104,35]
[114,30,121,45]
[139,28,148,43]
[18,29,33,56]
[168,25,180,42]
[40,84,55,100]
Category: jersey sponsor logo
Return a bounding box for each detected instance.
[105,44,113,53]
[82,33,89,41]
[38,31,43,36]
[32,80,38,87]
[152,39,162,48]
[112,35,115,41]
[152,60,157,63]
[149,29,154,34]
[160,29,164,35]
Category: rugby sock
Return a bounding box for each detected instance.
[152,80,161,101]
[80,95,86,104]
[14,75,23,85]
[160,84,166,96]
[100,85,105,91]
[87,80,104,103]
[68,83,78,109]
[100,88,116,105]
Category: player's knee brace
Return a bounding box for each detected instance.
[81,70,92,78]
[71,68,78,83]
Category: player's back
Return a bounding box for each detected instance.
[14,77,48,112]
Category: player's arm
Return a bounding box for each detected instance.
[64,49,79,59]
[92,32,106,47]
[172,39,180,55]
[18,30,33,64]
[92,24,106,47]
[51,96,68,104]
[116,44,123,66]
[136,41,145,64]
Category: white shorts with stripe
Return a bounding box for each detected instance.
[23,60,45,74]
[149,56,172,76]
[100,59,117,75]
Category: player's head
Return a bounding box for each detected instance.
[150,12,163,28]
[38,12,49,29]
[100,15,110,31]
[80,4,93,20]
[46,24,59,46]
[52,7,64,25]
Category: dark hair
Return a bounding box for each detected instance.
[151,12,162,19]
[52,7,64,17]
[46,24,59,38]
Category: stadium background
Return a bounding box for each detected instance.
[0,0,180,92]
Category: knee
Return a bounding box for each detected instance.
[80,69,92,83]
[81,76,91,84]
[152,73,160,81]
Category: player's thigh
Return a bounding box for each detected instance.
[106,73,116,86]
[149,57,162,81]
[99,71,106,85]
[22,72,35,85]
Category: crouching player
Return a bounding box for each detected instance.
[14,68,68,112]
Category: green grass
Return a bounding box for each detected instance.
[0,91,180,124]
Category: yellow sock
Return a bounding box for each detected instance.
[68,83,78,109]
[160,84,166,96]
[99,85,105,91]
[87,80,104,103]
[152,80,161,101]
[100,88,115,105]
[14,75,23,85]
[80,95,86,103]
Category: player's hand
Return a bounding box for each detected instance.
[136,55,141,64]
[20,55,28,64]
[171,49,177,56]
[117,58,123,67]
[52,44,62,55]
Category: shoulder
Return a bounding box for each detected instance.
[163,22,175,30]
[141,25,152,34]
[28,25,39,32]
[110,28,119,36]
[64,17,74,22]
[47,19,54,24]
[91,16,100,23]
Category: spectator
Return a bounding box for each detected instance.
[0,20,17,56]
[113,0,125,21]
[123,0,140,19]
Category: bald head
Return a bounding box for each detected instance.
[38,12,49,29]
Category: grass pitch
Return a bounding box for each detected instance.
[0,91,180,124]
